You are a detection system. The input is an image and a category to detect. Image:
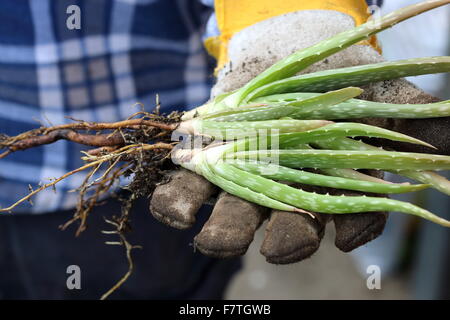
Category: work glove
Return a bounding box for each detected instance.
[150,5,450,263]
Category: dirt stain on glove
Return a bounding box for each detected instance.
[150,169,217,229]
[194,192,269,258]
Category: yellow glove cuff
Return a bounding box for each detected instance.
[205,0,381,72]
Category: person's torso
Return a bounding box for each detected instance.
[0,0,213,213]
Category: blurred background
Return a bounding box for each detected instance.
[226,0,450,300]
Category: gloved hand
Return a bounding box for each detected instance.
[150,8,450,263]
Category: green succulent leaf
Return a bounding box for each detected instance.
[267,142,391,184]
[228,149,450,171]
[320,168,387,184]
[314,137,450,195]
[187,119,331,140]
[279,122,434,149]
[202,87,362,122]
[230,159,430,194]
[245,57,450,101]
[196,155,299,212]
[213,0,450,110]
[212,162,450,227]
[398,171,450,196]
[253,92,450,119]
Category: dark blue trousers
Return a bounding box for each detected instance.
[0,197,241,299]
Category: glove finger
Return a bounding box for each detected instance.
[333,211,388,252]
[194,192,269,258]
[260,210,329,264]
[150,169,217,229]
[359,79,449,154]
[374,117,450,155]
[332,181,388,252]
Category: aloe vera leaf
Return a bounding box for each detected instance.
[228,149,450,171]
[222,137,341,176]
[256,92,450,120]
[223,122,435,165]
[252,92,318,103]
[312,136,384,151]
[264,95,450,120]
[203,87,362,122]
[245,57,450,101]
[230,159,429,194]
[314,137,450,195]
[212,162,450,227]
[320,168,388,184]
[202,104,296,122]
[398,170,450,196]
[215,0,450,109]
[201,103,271,120]
[297,100,450,120]
[279,122,434,148]
[273,141,387,183]
[181,91,235,120]
[195,157,299,212]
[181,119,331,140]
[226,137,438,189]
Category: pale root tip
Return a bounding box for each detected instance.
[294,207,316,219]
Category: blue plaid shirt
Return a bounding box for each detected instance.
[0,0,379,214]
[0,0,214,213]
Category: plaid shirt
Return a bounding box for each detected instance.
[0,0,379,214]
[0,0,214,213]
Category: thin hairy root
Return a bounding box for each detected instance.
[81,142,173,161]
[0,150,11,159]
[86,146,121,156]
[60,163,129,235]
[72,163,104,235]
[0,161,104,212]
[0,142,173,213]
[100,218,141,300]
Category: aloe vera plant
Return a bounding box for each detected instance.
[173,0,450,227]
[245,57,450,101]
